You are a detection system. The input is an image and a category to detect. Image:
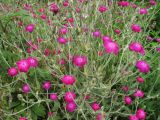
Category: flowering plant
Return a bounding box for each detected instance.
[0,0,160,120]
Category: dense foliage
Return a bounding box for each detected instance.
[0,0,160,120]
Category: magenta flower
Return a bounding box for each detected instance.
[64,91,76,102]
[22,84,30,93]
[18,21,23,26]
[96,113,102,120]
[44,48,51,56]
[19,117,28,120]
[129,42,145,55]
[50,93,58,101]
[31,44,39,51]
[139,8,148,14]
[27,57,38,68]
[156,38,160,42]
[84,94,90,100]
[124,96,132,105]
[157,47,160,52]
[91,102,101,111]
[48,112,54,117]
[72,55,87,68]
[26,48,32,54]
[25,24,35,33]
[131,24,141,33]
[66,101,77,112]
[122,86,129,92]
[118,1,130,7]
[61,75,76,85]
[58,59,66,65]
[134,89,144,98]
[150,0,157,5]
[96,113,106,120]
[129,115,139,120]
[135,60,150,73]
[103,41,119,55]
[92,30,101,38]
[79,0,85,3]
[98,5,108,13]
[76,7,81,13]
[39,8,44,13]
[146,36,153,41]
[8,67,18,77]
[50,3,59,14]
[136,109,146,119]
[102,36,113,44]
[63,1,69,7]
[42,81,51,90]
[16,59,30,73]
[57,37,68,44]
[23,4,31,11]
[114,29,121,35]
[130,3,137,9]
[136,76,144,83]
[66,18,74,23]
[40,14,47,20]
[59,27,68,35]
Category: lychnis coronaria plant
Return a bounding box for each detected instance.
[0,0,159,120]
